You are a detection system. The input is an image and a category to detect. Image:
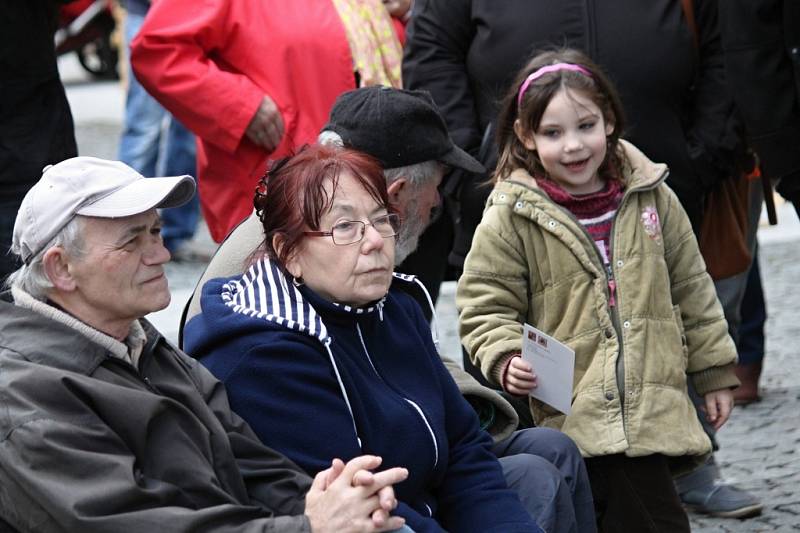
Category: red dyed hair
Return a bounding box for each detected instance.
[254,143,390,267]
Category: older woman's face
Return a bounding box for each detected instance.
[287,170,395,307]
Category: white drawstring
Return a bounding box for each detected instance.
[413,277,441,354]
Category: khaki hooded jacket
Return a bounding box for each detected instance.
[457,141,738,460]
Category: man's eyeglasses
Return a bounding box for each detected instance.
[303,213,401,246]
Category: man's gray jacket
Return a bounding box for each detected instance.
[0,293,313,532]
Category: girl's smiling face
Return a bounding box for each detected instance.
[515,87,614,195]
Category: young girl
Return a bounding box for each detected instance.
[456,48,739,532]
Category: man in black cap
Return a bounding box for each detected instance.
[319,86,484,265]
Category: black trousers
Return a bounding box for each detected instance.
[585,454,690,533]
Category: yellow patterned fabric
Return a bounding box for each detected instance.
[332,0,403,88]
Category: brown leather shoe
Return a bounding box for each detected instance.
[733,361,762,406]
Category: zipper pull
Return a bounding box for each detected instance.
[606,264,617,308]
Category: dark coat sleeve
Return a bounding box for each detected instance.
[403,0,481,156]
[0,390,311,533]
[195,363,313,517]
[682,0,748,192]
[402,0,497,264]
[718,0,800,199]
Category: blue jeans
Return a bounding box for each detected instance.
[494,428,596,533]
[736,248,766,366]
[118,12,199,252]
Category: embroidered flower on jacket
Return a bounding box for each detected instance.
[641,205,662,245]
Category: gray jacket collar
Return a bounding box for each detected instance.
[0,291,159,376]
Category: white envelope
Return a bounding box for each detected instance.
[521,323,575,415]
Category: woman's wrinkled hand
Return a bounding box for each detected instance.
[305,455,408,533]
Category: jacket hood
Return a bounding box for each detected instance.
[215,258,436,346]
[220,257,334,347]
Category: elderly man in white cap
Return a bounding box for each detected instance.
[0,157,409,533]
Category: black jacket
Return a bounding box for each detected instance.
[0,294,312,532]
[719,0,800,200]
[0,1,77,205]
[404,0,743,261]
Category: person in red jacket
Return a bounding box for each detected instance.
[131,0,404,242]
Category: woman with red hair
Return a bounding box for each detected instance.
[183,144,542,533]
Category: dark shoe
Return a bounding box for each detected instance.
[733,361,763,406]
[680,482,763,518]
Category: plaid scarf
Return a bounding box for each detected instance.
[536,177,624,264]
[332,0,403,88]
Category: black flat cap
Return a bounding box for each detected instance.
[322,86,484,173]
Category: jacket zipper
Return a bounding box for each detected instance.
[356,323,439,467]
[105,354,159,394]
[604,202,626,413]
[548,196,627,411]
[602,170,669,414]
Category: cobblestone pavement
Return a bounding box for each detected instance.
[67,59,800,532]
[687,241,800,532]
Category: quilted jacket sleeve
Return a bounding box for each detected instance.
[457,204,531,388]
[659,184,739,394]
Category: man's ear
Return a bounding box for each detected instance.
[387,177,409,216]
[272,234,301,278]
[42,247,77,292]
[513,119,537,151]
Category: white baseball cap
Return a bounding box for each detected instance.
[12,157,196,264]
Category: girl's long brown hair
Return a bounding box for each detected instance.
[494,48,627,183]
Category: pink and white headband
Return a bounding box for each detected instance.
[517,63,592,108]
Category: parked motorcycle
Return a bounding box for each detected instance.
[55,0,119,79]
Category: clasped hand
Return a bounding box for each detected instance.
[305,455,409,533]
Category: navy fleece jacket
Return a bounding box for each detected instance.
[184,258,540,533]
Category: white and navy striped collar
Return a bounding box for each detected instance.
[220,257,331,345]
[220,258,439,351]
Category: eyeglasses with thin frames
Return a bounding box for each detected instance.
[303,213,401,246]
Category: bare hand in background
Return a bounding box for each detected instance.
[245,95,284,152]
[703,388,734,430]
